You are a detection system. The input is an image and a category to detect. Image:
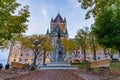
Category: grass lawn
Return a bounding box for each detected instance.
[110,61,120,70]
[71,62,90,73]
[71,61,120,71]
[71,61,120,79]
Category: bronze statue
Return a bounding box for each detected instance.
[58,30,61,38]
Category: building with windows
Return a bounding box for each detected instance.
[8,43,46,65]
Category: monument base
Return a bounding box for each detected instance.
[39,62,78,70]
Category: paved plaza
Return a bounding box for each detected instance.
[0,69,120,80]
[1,70,83,80]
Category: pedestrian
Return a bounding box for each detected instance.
[5,63,10,70]
[0,63,3,70]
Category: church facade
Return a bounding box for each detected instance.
[46,13,68,45]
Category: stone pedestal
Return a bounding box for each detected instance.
[53,39,65,63]
[39,63,78,70]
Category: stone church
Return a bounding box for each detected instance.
[46,13,68,45]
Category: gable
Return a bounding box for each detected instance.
[53,14,64,23]
[49,25,66,37]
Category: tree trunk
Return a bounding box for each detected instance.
[31,52,37,70]
[7,42,13,63]
[117,46,120,57]
[75,50,78,58]
[104,48,107,58]
[91,34,97,60]
[93,47,97,60]
[118,49,120,57]
[33,54,37,66]
[43,51,46,65]
[110,54,113,60]
[83,49,86,61]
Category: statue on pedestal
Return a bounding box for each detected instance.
[52,29,66,63]
[58,30,61,39]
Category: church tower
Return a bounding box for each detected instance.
[47,13,68,44]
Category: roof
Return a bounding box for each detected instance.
[59,24,65,32]
[53,13,64,23]
[49,25,66,37]
[46,28,49,35]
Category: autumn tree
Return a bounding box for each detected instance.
[21,35,53,70]
[0,0,30,48]
[61,38,71,54]
[70,39,80,58]
[75,27,89,61]
[61,38,79,55]
[21,35,43,70]
[7,34,23,63]
[42,36,53,65]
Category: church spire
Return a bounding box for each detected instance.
[65,29,68,38]
[64,17,66,22]
[51,17,53,23]
[65,29,68,35]
[53,13,63,22]
[46,28,49,35]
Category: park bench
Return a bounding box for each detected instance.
[86,58,111,74]
[11,62,29,71]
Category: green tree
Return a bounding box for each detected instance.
[93,3,120,57]
[75,27,89,61]
[78,0,117,19]
[0,0,30,48]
